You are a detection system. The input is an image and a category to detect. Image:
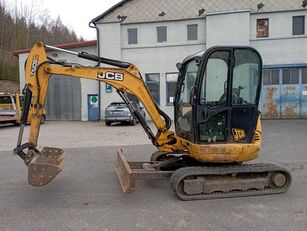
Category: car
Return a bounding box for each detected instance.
[104,101,146,126]
[0,93,46,125]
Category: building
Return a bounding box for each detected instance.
[14,40,98,121]
[15,0,307,120]
[90,0,307,119]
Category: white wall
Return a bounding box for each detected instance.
[206,11,250,47]
[121,19,206,47]
[98,23,124,115]
[250,10,307,66]
[250,11,307,39]
[98,19,206,120]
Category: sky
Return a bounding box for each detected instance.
[6,0,122,40]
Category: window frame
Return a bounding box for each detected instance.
[282,68,299,85]
[302,68,307,84]
[263,69,280,85]
[145,73,161,105]
[165,72,178,106]
[157,26,167,43]
[187,24,198,41]
[293,15,305,35]
[256,18,269,38]
[128,28,138,45]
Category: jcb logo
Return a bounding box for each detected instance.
[232,128,246,141]
[97,72,124,81]
[30,55,39,76]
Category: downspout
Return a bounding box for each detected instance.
[89,21,101,120]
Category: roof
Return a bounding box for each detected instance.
[91,0,306,24]
[13,40,97,56]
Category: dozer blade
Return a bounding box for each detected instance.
[115,149,135,192]
[28,147,65,186]
[115,149,173,193]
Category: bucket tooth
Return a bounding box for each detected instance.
[28,147,65,186]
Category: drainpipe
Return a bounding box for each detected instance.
[89,21,101,121]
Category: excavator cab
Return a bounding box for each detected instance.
[175,47,262,145]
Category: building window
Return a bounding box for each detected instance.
[263,69,279,85]
[293,16,305,35]
[302,68,307,84]
[256,18,269,38]
[282,68,299,84]
[157,26,167,43]
[145,73,160,105]
[187,24,198,40]
[128,28,138,44]
[166,73,178,105]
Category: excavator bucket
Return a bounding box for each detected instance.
[28,147,65,186]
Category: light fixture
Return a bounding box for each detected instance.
[257,2,264,10]
[117,15,127,22]
[302,0,307,8]
[159,11,165,17]
[198,8,205,16]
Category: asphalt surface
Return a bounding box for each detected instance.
[0,120,306,231]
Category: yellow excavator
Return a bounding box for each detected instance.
[14,42,291,200]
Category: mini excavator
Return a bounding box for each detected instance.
[14,42,291,200]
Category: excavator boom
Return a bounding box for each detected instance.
[14,42,181,186]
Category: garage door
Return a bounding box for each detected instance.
[45,75,81,120]
[261,67,307,119]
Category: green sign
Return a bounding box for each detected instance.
[91,96,98,103]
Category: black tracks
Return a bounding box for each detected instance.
[170,163,292,200]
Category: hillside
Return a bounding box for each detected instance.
[0,1,82,83]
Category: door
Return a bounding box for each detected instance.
[261,69,281,118]
[88,94,100,121]
[196,49,230,143]
[280,68,300,118]
[45,75,81,120]
[174,58,198,142]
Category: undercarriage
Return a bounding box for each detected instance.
[116,150,292,200]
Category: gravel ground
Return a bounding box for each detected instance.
[0,121,157,152]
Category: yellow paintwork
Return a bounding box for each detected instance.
[24,41,262,163]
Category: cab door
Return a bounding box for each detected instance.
[196,49,231,143]
[196,47,262,144]
[174,58,199,142]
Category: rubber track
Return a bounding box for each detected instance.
[170,163,292,200]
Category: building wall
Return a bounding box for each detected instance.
[250,10,307,65]
[18,8,307,121]
[98,23,123,117]
[98,19,206,120]
[206,10,250,47]
[97,8,307,120]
